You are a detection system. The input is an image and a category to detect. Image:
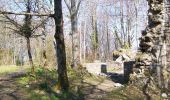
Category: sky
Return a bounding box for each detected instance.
[0,0,149,52]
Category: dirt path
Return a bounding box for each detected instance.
[78,75,124,100]
[0,71,124,100]
[82,79,116,100]
[0,71,28,100]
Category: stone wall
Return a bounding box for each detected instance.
[134,0,170,90]
[83,61,133,77]
[83,63,107,75]
[164,0,170,89]
[135,0,164,76]
[83,62,124,75]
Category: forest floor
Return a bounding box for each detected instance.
[0,65,165,100]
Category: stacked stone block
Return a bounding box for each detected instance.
[136,0,164,75]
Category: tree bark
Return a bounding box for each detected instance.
[71,0,80,69]
[41,23,47,67]
[92,12,99,60]
[106,24,110,60]
[54,0,69,91]
[120,0,125,47]
[26,37,34,72]
[64,0,82,69]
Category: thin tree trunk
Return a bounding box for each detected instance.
[92,13,99,60]
[64,0,82,69]
[106,24,110,60]
[70,0,81,69]
[71,13,80,68]
[26,37,34,72]
[42,48,47,67]
[135,2,138,48]
[83,21,86,63]
[25,0,34,72]
[54,0,69,91]
[120,0,125,47]
[126,0,131,48]
[114,30,123,48]
[42,24,47,67]
[80,22,84,64]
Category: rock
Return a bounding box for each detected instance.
[94,60,101,63]
[122,54,130,61]
[162,93,168,98]
[115,54,130,62]
[113,49,136,61]
[114,83,123,87]
[99,73,107,77]
[25,85,29,88]
[115,56,123,62]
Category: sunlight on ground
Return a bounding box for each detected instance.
[0,66,164,100]
[0,65,29,75]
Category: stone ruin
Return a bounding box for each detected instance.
[84,62,108,75]
[83,59,135,83]
[134,0,170,90]
[83,0,170,88]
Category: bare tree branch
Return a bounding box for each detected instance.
[76,0,83,14]
[0,11,54,17]
[64,0,71,13]
[4,26,26,37]
[3,14,22,28]
[31,34,43,38]
[31,17,49,32]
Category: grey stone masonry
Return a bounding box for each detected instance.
[137,0,164,74]
[163,0,170,89]
[83,61,124,75]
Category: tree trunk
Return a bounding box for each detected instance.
[114,30,123,49]
[126,0,132,48]
[70,0,80,69]
[120,0,125,47]
[106,24,110,60]
[92,13,99,60]
[41,24,47,67]
[64,0,82,69]
[54,0,69,91]
[25,0,34,72]
[83,21,86,63]
[26,37,34,72]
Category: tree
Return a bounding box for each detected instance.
[0,0,69,91]
[54,0,69,91]
[23,0,34,70]
[1,0,50,72]
[2,0,35,72]
[64,0,83,69]
[91,2,99,60]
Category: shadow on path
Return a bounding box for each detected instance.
[106,72,126,84]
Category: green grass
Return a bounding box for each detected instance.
[102,86,146,100]
[14,67,78,100]
[16,76,29,85]
[0,65,29,75]
[0,65,79,100]
[101,84,164,100]
[1,65,164,100]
